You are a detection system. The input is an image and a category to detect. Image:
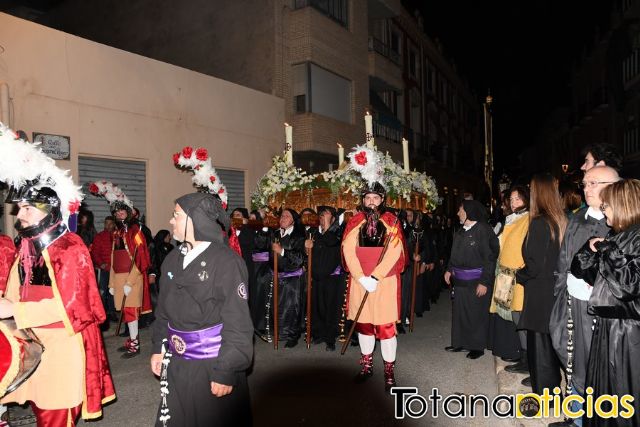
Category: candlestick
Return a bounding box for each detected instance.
[337,143,345,165]
[365,112,374,148]
[285,123,293,165]
[402,138,410,172]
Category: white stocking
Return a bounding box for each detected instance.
[358,333,375,355]
[128,320,139,340]
[380,337,397,362]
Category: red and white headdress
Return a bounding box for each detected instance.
[87,180,133,211]
[0,122,82,224]
[347,144,384,187]
[173,146,228,209]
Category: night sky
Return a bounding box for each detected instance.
[404,0,615,175]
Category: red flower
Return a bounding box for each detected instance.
[209,175,216,183]
[222,202,228,210]
[68,200,80,214]
[355,151,367,166]
[182,146,193,158]
[88,183,99,194]
[218,188,225,194]
[172,152,180,165]
[195,148,208,161]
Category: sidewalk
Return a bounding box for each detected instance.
[493,356,565,426]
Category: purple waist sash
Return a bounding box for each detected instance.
[278,268,304,279]
[330,265,343,276]
[167,323,223,360]
[252,252,269,262]
[451,267,483,281]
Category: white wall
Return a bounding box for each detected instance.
[0,13,285,234]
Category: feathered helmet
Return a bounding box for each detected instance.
[87,181,134,216]
[0,122,82,227]
[173,146,228,210]
[347,145,386,199]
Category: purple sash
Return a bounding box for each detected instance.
[278,268,304,279]
[252,252,269,262]
[451,267,483,281]
[330,265,343,276]
[167,323,223,360]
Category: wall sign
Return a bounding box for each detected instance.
[32,133,71,160]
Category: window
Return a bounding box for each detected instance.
[217,169,245,211]
[390,30,402,57]
[295,0,348,27]
[408,47,419,79]
[292,63,352,123]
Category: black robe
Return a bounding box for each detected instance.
[270,227,307,342]
[549,208,610,396]
[571,225,640,427]
[309,221,345,344]
[250,228,272,333]
[152,242,253,427]
[447,221,499,351]
[400,223,422,322]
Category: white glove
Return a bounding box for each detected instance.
[108,287,115,296]
[123,285,132,296]
[358,276,378,293]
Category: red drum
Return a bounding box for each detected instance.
[0,319,44,398]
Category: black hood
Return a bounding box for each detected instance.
[175,192,229,243]
[462,200,488,222]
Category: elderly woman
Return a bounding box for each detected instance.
[444,200,499,360]
[571,179,640,427]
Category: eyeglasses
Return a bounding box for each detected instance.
[580,181,617,189]
[599,203,609,214]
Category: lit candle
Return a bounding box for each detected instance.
[365,111,374,148]
[402,138,410,172]
[284,123,293,165]
[337,143,345,165]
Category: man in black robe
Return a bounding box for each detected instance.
[307,205,345,351]
[271,208,307,348]
[444,200,499,359]
[249,211,273,339]
[549,166,619,427]
[150,193,253,427]
[399,209,423,332]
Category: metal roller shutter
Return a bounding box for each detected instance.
[217,169,245,212]
[78,156,147,228]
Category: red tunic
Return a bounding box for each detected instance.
[114,225,152,314]
[0,235,16,294]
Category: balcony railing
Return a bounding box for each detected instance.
[623,49,640,85]
[368,36,401,65]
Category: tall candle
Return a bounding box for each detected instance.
[365,112,374,148]
[285,123,293,165]
[337,143,345,165]
[402,138,410,172]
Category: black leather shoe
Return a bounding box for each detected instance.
[501,356,520,363]
[444,346,464,352]
[466,350,484,359]
[521,376,531,387]
[325,342,336,352]
[285,339,298,348]
[396,324,406,334]
[505,362,529,374]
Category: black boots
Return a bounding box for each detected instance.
[505,350,529,373]
[383,361,396,391]
[354,353,374,383]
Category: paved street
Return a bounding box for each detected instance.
[71,295,525,427]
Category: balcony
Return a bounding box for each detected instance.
[373,111,403,143]
[368,37,400,65]
[623,49,640,88]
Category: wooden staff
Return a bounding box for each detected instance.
[341,217,400,355]
[115,245,138,336]
[409,231,422,333]
[305,233,313,349]
[272,237,279,350]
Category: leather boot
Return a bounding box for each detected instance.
[505,350,528,373]
[354,353,373,383]
[383,361,396,392]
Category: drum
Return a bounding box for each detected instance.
[0,319,44,398]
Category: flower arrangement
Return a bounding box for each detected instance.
[251,146,440,211]
[173,146,228,209]
[250,155,313,209]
